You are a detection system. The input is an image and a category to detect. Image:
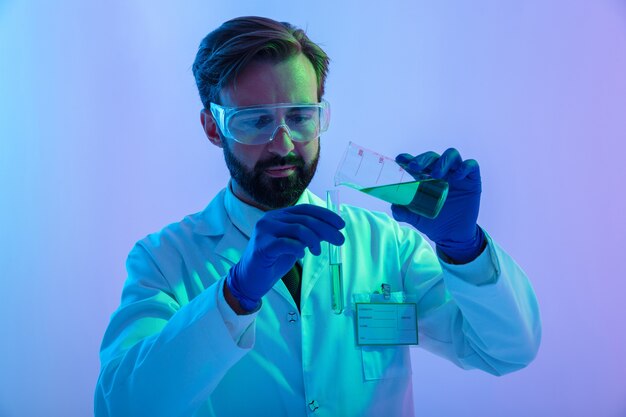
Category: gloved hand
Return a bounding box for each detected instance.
[227,204,346,312]
[392,148,485,264]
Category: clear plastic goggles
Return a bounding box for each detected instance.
[209,100,330,145]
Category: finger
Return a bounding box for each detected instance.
[450,158,481,181]
[277,214,346,247]
[391,204,423,227]
[269,205,346,246]
[397,151,440,175]
[395,153,414,166]
[279,204,346,230]
[262,237,307,260]
[271,216,345,255]
[264,222,326,256]
[430,148,463,179]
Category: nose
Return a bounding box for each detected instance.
[267,124,295,157]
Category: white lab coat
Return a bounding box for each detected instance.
[95,185,541,417]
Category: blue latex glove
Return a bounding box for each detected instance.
[227,204,346,311]
[392,148,485,264]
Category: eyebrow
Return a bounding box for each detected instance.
[286,106,315,113]
[236,103,317,115]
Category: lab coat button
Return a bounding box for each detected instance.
[308,400,319,412]
[287,311,298,323]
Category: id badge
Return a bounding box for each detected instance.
[355,302,418,346]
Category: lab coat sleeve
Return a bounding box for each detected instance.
[216,280,257,347]
[402,229,541,376]
[95,242,254,417]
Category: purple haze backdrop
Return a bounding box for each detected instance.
[1,1,625,416]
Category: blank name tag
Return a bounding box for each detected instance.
[355,303,418,346]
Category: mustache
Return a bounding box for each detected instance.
[255,155,305,171]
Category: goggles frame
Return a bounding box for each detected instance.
[208,100,331,145]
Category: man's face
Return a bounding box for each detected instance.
[205,53,321,210]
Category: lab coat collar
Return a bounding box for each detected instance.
[223,182,266,239]
[192,181,326,238]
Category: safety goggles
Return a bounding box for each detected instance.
[208,100,330,145]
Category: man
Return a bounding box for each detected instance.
[95,16,541,417]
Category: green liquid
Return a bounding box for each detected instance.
[360,179,449,219]
[330,263,343,314]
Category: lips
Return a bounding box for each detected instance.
[265,165,297,177]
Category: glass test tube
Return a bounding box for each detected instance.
[327,190,344,314]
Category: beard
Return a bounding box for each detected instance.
[222,139,320,210]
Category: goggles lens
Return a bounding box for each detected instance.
[210,101,330,145]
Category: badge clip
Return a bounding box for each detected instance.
[381,283,391,300]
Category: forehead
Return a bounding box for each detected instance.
[220,53,318,107]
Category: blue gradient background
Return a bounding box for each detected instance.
[1,1,625,416]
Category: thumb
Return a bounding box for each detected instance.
[391,204,422,227]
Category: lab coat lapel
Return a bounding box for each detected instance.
[193,189,247,266]
[212,222,248,265]
[297,190,330,308]
[301,244,328,309]
[213,223,296,306]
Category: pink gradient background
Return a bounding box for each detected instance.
[1,1,625,416]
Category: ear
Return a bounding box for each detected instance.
[200,109,224,148]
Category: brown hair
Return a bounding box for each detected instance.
[192,16,330,108]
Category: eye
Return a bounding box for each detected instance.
[287,111,315,125]
[253,115,273,128]
[238,114,273,129]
